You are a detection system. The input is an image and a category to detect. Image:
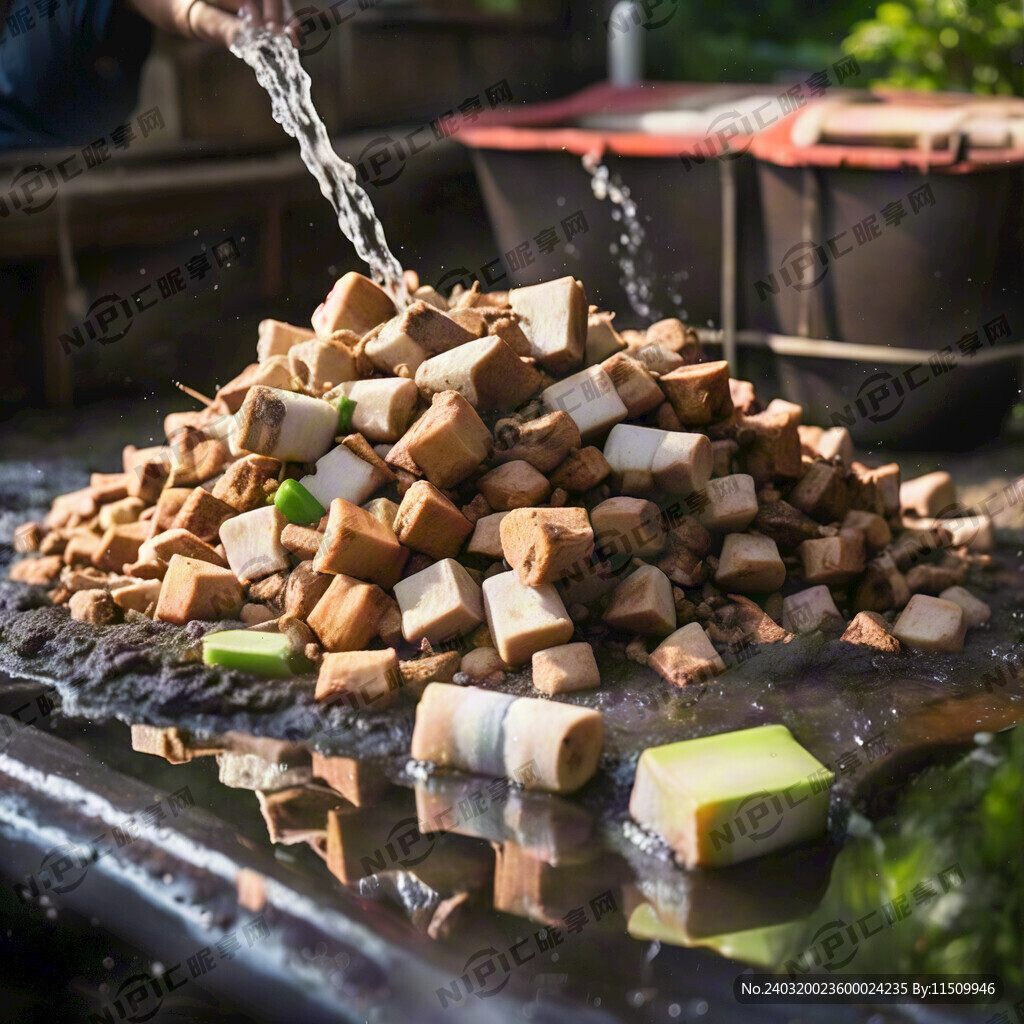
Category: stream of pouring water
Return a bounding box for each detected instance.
[231,23,409,307]
[582,153,665,323]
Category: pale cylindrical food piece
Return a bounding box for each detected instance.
[411,683,603,794]
[501,696,603,795]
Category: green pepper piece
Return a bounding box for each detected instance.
[203,630,312,678]
[336,396,357,434]
[274,478,326,525]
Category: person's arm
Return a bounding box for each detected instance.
[125,0,294,49]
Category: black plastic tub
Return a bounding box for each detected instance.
[748,95,1024,449]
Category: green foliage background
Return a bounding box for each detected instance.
[640,0,1024,94]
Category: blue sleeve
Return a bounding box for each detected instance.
[0,0,153,149]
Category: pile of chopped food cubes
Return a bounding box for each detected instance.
[8,270,998,834]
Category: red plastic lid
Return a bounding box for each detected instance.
[749,90,1024,173]
[458,81,811,160]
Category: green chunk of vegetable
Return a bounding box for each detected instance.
[336,396,357,434]
[203,629,312,678]
[273,478,326,525]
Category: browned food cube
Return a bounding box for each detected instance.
[602,564,676,636]
[393,481,473,560]
[288,339,357,397]
[738,409,802,482]
[172,488,237,543]
[798,534,865,585]
[388,391,493,489]
[591,496,665,558]
[478,461,551,511]
[313,498,408,587]
[154,555,244,624]
[841,509,892,552]
[466,511,510,559]
[366,300,474,375]
[729,379,758,415]
[900,471,956,518]
[645,318,702,361]
[151,487,194,533]
[212,454,283,513]
[89,472,129,504]
[283,561,333,620]
[841,611,902,653]
[69,589,118,625]
[752,499,820,549]
[45,487,97,530]
[398,650,462,697]
[852,558,910,613]
[549,446,611,492]
[788,462,849,523]
[63,532,102,566]
[111,578,162,615]
[585,309,626,364]
[659,360,733,425]
[9,555,64,585]
[415,335,541,411]
[249,571,288,612]
[215,359,293,413]
[492,411,581,473]
[648,623,726,688]
[499,507,594,586]
[600,352,664,417]
[280,524,323,562]
[257,318,315,362]
[123,445,170,503]
[13,522,41,554]
[509,276,587,374]
[905,564,961,595]
[306,573,391,651]
[140,528,227,568]
[316,649,402,708]
[92,521,149,573]
[312,271,396,337]
[848,461,901,517]
[531,642,600,694]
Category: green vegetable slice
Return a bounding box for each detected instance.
[203,629,312,677]
[274,478,326,525]
[336,396,357,434]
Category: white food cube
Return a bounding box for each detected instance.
[233,386,338,463]
[782,586,843,634]
[482,570,574,666]
[300,444,391,510]
[603,424,711,496]
[219,506,290,584]
[715,534,786,592]
[699,474,758,532]
[532,642,600,694]
[603,424,663,494]
[327,378,418,443]
[509,276,587,374]
[891,594,966,653]
[648,622,726,688]
[651,431,713,495]
[466,511,511,559]
[393,558,484,646]
[542,365,627,441]
[938,585,991,628]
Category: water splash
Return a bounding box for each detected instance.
[582,152,660,323]
[231,23,408,307]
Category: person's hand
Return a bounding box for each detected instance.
[128,0,300,49]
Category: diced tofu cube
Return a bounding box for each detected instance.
[509,276,587,374]
[394,558,484,645]
[499,507,594,585]
[938,585,991,628]
[283,561,332,620]
[467,511,511,559]
[532,642,600,695]
[781,586,843,634]
[325,377,418,443]
[739,409,802,482]
[172,488,237,543]
[938,515,994,553]
[798,534,865,585]
[715,534,786,592]
[601,352,664,417]
[585,311,626,366]
[841,509,892,552]
[110,578,162,615]
[288,339,358,396]
[69,589,117,625]
[891,594,966,653]
[233,386,338,464]
[140,528,228,568]
[365,300,474,375]
[478,461,551,511]
[629,725,833,868]
[659,360,733,425]
[415,335,541,411]
[549,446,611,493]
[154,554,244,624]
[482,570,574,665]
[257,318,315,362]
[900,471,956,518]
[788,462,848,523]
[389,391,493,489]
[542,365,627,441]
[312,271,396,337]
[603,424,663,495]
[316,649,402,707]
[314,498,407,588]
[92,521,149,573]
[299,443,391,510]
[817,426,853,464]
[699,474,758,532]
[492,410,580,474]
[306,573,391,651]
[602,564,676,636]
[215,359,294,413]
[393,480,473,560]
[648,622,726,688]
[212,455,282,513]
[591,496,666,559]
[219,506,291,584]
